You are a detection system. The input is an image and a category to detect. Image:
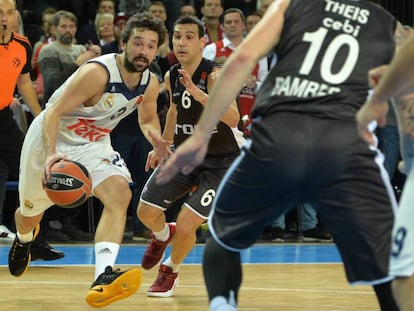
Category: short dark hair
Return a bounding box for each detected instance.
[222,8,245,23]
[245,11,263,20]
[121,11,167,47]
[173,15,205,38]
[52,10,78,27]
[202,0,224,7]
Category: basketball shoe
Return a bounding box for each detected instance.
[141,223,176,270]
[8,224,40,277]
[85,266,142,307]
[0,224,16,240]
[147,264,179,297]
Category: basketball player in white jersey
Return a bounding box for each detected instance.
[8,12,171,307]
[357,30,414,311]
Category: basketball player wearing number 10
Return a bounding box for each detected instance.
[8,13,170,307]
[156,0,402,310]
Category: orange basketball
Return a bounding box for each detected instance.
[45,160,92,208]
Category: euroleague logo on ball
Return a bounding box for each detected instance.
[48,176,75,189]
[45,160,92,208]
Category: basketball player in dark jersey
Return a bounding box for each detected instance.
[357,29,414,311]
[156,0,402,310]
[137,15,243,298]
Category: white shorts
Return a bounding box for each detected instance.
[389,145,414,277]
[19,116,131,217]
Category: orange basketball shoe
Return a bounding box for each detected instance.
[86,266,142,307]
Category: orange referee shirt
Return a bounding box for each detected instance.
[0,32,32,110]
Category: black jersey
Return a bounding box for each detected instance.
[253,0,396,121]
[169,58,240,156]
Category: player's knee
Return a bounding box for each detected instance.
[97,179,132,209]
[137,201,161,223]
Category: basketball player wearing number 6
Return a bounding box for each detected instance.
[8,12,170,307]
[136,15,243,298]
[156,0,403,310]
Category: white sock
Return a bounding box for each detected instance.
[163,256,181,273]
[17,231,33,243]
[210,296,237,311]
[153,224,170,242]
[94,242,120,279]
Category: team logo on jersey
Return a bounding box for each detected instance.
[12,57,22,68]
[135,95,144,105]
[104,95,114,109]
[198,71,208,86]
[24,200,33,209]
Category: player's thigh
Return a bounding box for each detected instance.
[210,148,300,250]
[390,171,414,277]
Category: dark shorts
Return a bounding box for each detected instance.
[0,107,24,179]
[209,112,396,284]
[141,154,238,218]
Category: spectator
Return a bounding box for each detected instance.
[244,10,261,34]
[101,13,128,54]
[180,3,197,17]
[31,7,57,104]
[148,0,171,75]
[118,0,150,17]
[76,0,115,46]
[257,0,274,14]
[200,0,224,45]
[38,10,101,105]
[203,8,267,133]
[94,12,115,46]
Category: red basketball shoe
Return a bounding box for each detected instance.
[141,223,176,270]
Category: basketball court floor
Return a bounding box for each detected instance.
[0,241,381,310]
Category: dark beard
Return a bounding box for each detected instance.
[124,51,149,73]
[59,33,73,45]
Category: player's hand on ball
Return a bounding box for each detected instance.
[42,154,67,187]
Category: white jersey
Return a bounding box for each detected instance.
[19,53,151,216]
[389,133,414,277]
[45,53,150,146]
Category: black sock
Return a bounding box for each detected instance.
[202,238,242,303]
[373,281,399,311]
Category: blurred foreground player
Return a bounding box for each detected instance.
[357,30,414,311]
[157,0,401,310]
